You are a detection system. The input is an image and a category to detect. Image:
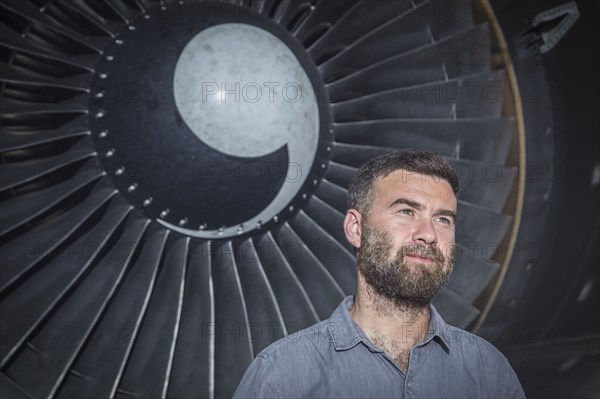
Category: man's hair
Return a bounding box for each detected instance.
[347,149,460,214]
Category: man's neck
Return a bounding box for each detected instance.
[349,275,430,371]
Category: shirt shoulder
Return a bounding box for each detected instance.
[444,325,508,361]
[259,319,331,358]
[233,320,334,398]
[438,326,525,398]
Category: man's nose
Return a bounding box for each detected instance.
[412,217,437,245]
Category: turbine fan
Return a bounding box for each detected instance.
[0,0,520,397]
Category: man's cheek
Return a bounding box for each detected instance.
[439,242,455,262]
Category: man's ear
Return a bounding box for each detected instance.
[344,209,363,249]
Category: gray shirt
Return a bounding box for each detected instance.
[234,296,525,398]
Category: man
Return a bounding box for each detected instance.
[234,150,525,398]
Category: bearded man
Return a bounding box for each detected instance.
[234,150,525,398]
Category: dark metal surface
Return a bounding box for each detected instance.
[333,70,506,122]
[481,0,599,397]
[255,231,320,328]
[0,159,103,236]
[333,118,514,164]
[327,23,492,102]
[273,222,345,318]
[318,0,471,81]
[432,286,480,327]
[211,241,253,398]
[234,238,287,356]
[447,244,500,303]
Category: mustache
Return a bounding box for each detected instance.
[398,243,447,263]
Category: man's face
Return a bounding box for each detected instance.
[355,170,457,308]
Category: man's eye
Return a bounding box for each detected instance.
[435,216,452,225]
[400,209,414,216]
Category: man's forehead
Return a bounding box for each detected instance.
[372,170,456,204]
[375,169,451,188]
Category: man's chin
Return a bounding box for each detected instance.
[388,293,433,311]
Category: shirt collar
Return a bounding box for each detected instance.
[422,303,451,353]
[328,296,451,353]
[328,296,374,351]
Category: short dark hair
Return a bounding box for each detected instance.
[347,150,460,214]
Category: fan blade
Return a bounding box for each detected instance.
[0,204,133,396]
[432,286,480,327]
[453,159,516,213]
[49,224,168,398]
[303,195,353,254]
[46,216,148,398]
[331,143,393,168]
[100,0,135,23]
[332,70,506,122]
[166,241,214,399]
[332,141,458,166]
[333,91,452,121]
[212,241,253,399]
[456,201,512,247]
[250,0,266,13]
[234,238,286,355]
[0,138,96,191]
[58,0,121,35]
[0,0,107,52]
[314,178,348,214]
[447,244,500,303]
[0,115,90,152]
[125,0,147,13]
[272,223,345,319]
[0,182,117,295]
[324,161,356,189]
[293,0,359,45]
[0,159,104,237]
[327,23,491,101]
[0,62,91,91]
[318,0,473,81]
[254,232,320,329]
[0,94,89,117]
[334,118,514,164]
[0,374,32,399]
[272,0,309,26]
[309,0,415,63]
[0,23,97,71]
[254,0,277,15]
[288,212,356,294]
[116,236,190,398]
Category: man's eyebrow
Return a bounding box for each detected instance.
[436,209,457,221]
[389,198,423,210]
[389,198,457,221]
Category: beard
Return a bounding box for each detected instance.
[356,220,456,311]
